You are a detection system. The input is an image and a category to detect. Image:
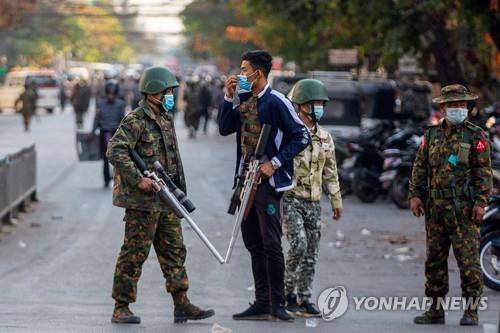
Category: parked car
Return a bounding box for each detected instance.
[0,69,59,113]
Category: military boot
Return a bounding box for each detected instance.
[459,310,478,326]
[111,302,141,324]
[413,300,444,325]
[173,292,215,323]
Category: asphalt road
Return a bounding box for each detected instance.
[0,108,498,333]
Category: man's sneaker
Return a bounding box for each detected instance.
[459,311,478,326]
[285,294,304,313]
[298,301,321,317]
[271,306,295,322]
[413,309,445,324]
[111,304,141,324]
[233,302,270,320]
[174,302,215,323]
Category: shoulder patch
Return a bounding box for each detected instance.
[464,120,483,133]
[475,138,488,153]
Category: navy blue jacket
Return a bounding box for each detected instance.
[218,84,310,192]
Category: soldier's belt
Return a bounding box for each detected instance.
[429,187,467,199]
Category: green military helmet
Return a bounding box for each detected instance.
[139,66,179,94]
[288,79,329,104]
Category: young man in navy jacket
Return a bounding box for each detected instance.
[219,50,310,322]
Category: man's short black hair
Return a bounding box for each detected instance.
[241,50,273,78]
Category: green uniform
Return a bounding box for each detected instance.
[284,124,342,302]
[107,99,189,304]
[409,120,492,299]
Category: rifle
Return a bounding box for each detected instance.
[225,124,272,263]
[130,149,225,264]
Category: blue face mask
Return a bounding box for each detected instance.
[238,71,257,91]
[446,107,468,125]
[313,105,324,121]
[163,94,175,111]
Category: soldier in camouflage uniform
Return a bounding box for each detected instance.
[409,84,492,326]
[283,79,342,317]
[106,66,214,324]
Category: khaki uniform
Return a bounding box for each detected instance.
[284,125,342,302]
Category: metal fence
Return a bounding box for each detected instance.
[0,145,37,223]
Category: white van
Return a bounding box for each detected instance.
[0,69,60,113]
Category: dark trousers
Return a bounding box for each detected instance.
[100,130,115,185]
[241,181,286,308]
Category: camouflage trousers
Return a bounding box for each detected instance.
[425,197,483,298]
[112,209,189,304]
[283,196,322,302]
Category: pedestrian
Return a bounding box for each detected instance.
[199,77,212,134]
[106,66,214,324]
[283,79,343,317]
[59,77,68,111]
[219,50,310,322]
[15,80,38,132]
[92,80,126,188]
[409,84,493,326]
[71,77,91,129]
[183,79,202,139]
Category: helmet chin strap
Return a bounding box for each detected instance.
[308,103,318,123]
[149,95,163,105]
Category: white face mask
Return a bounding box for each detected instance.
[445,107,468,125]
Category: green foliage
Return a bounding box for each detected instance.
[230,0,498,91]
[0,1,135,67]
[181,0,257,63]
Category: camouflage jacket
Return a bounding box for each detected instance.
[286,125,342,209]
[409,120,492,207]
[106,99,186,212]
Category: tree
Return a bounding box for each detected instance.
[231,0,498,92]
[181,0,258,64]
[0,0,136,67]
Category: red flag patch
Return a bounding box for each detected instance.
[475,139,488,153]
[420,136,426,148]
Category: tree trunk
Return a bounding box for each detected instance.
[426,16,467,85]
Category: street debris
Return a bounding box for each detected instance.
[30,222,41,228]
[360,228,371,236]
[51,216,64,221]
[305,318,318,328]
[395,254,417,262]
[394,247,413,254]
[335,240,343,248]
[247,284,255,291]
[336,230,345,240]
[211,323,232,333]
[18,240,27,248]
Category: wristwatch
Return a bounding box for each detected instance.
[271,158,280,170]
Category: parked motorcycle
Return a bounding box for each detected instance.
[349,121,422,203]
[379,140,419,209]
[480,195,500,291]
